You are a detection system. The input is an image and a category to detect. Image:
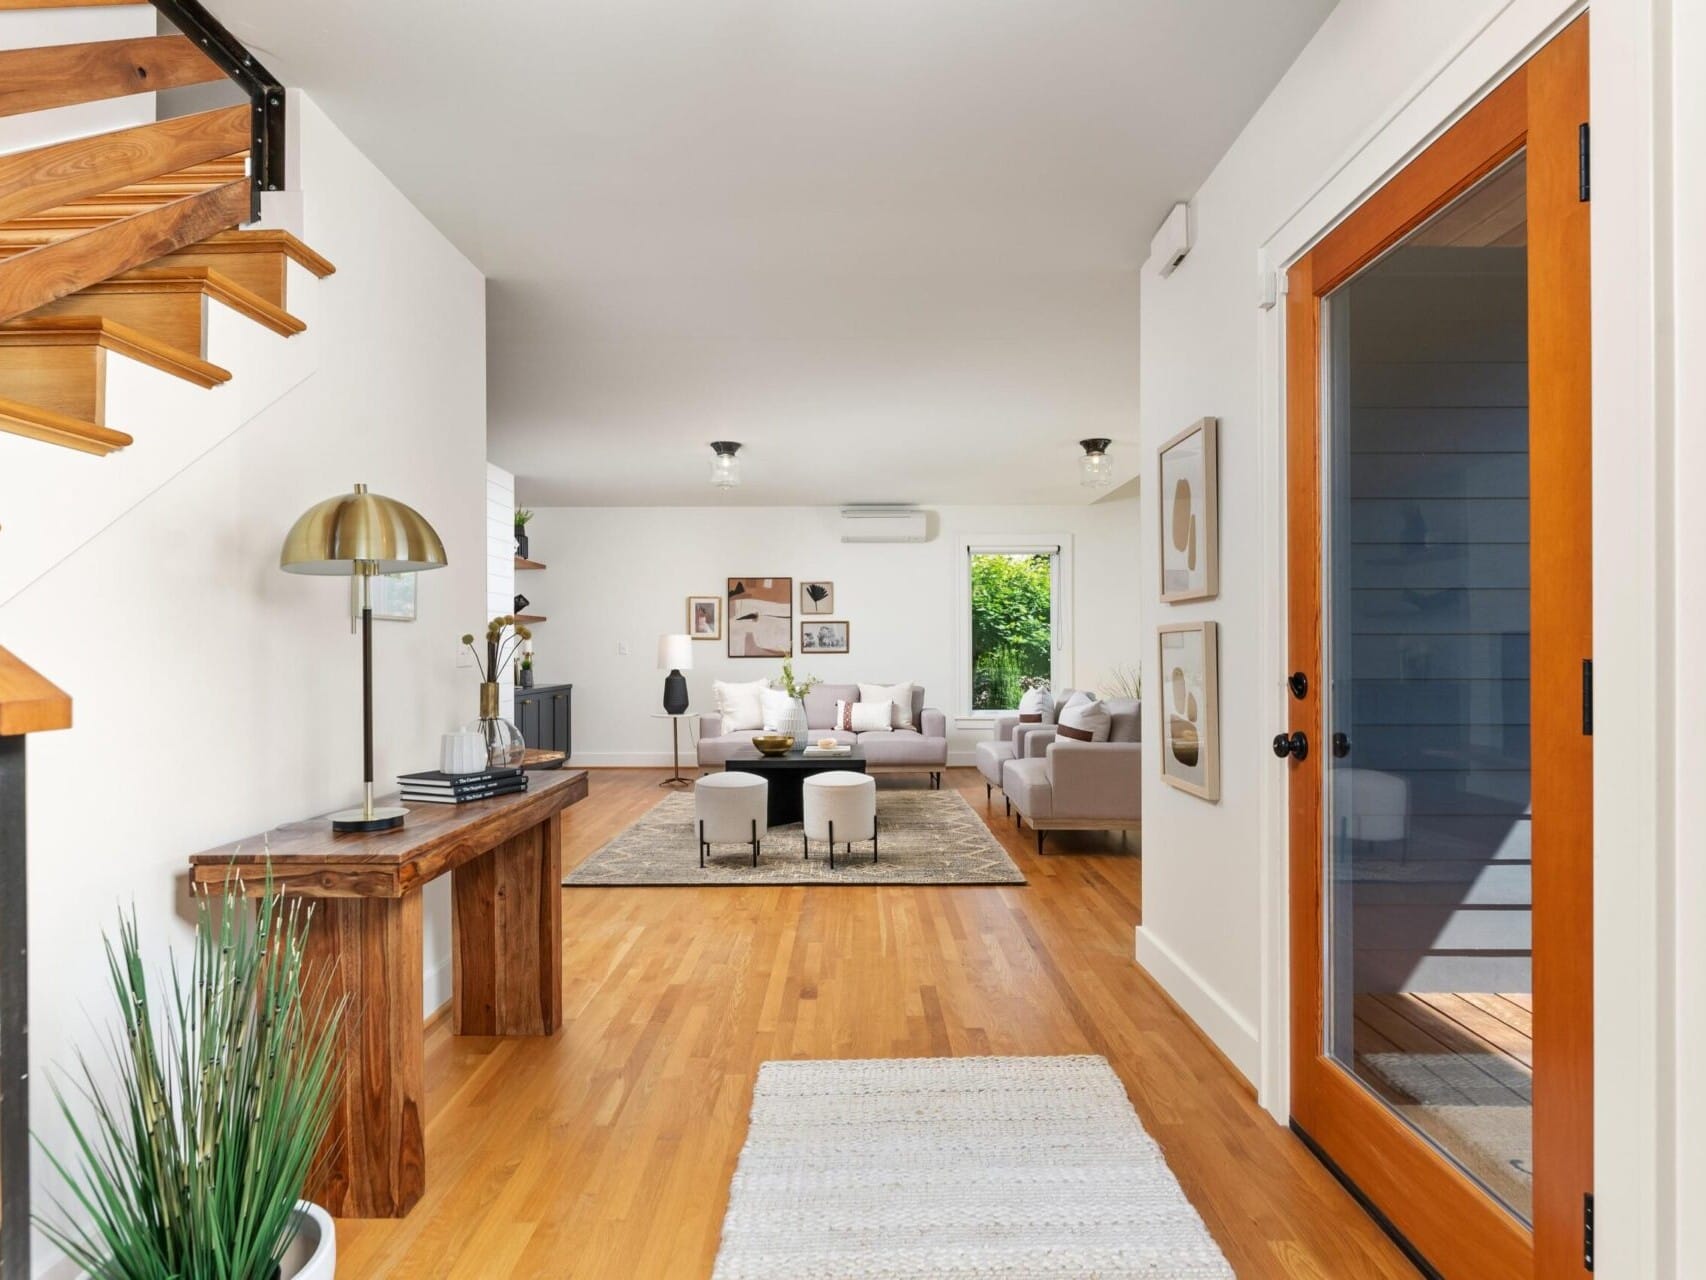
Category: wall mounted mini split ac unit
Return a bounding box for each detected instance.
[838,506,928,543]
[1150,202,1192,277]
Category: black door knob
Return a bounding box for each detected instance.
[1288,672,1309,700]
[1332,732,1351,758]
[1272,731,1309,760]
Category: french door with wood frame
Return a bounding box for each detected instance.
[1283,16,1591,1280]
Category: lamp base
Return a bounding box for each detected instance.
[331,804,407,834]
[662,670,689,716]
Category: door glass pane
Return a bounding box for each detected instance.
[1321,154,1533,1224]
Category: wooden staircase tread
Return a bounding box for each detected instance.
[0,393,129,458]
[87,265,308,336]
[0,314,231,387]
[0,645,74,736]
[184,229,337,278]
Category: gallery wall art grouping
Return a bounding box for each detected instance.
[687,579,852,658]
[1158,416,1221,802]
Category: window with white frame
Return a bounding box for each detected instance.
[955,537,1071,714]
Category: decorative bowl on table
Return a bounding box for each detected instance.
[751,734,795,757]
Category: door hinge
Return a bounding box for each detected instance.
[1579,123,1591,201]
[1584,1192,1595,1270]
[1582,658,1594,735]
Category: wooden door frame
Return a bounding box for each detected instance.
[1284,16,1592,1279]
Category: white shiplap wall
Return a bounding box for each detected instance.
[487,463,516,717]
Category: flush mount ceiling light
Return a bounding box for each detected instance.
[1079,438,1113,489]
[709,440,742,488]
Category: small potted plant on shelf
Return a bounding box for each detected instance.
[773,658,819,740]
[39,876,344,1280]
[514,508,534,559]
[518,648,535,689]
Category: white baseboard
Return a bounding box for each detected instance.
[1135,925,1261,1086]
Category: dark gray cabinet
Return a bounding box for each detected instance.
[515,683,572,756]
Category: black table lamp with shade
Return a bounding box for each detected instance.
[658,633,692,714]
[280,482,448,833]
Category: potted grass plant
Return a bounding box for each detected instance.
[38,877,344,1280]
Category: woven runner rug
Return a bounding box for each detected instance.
[712,1055,1234,1279]
[564,789,1024,886]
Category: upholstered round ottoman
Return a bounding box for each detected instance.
[695,772,768,867]
[802,771,877,869]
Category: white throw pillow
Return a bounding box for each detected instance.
[714,678,769,733]
[1057,697,1111,743]
[833,700,857,731]
[859,682,915,730]
[850,701,893,733]
[759,688,798,732]
[1018,686,1055,724]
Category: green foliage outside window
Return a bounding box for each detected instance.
[970,553,1053,710]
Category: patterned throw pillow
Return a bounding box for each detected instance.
[1057,697,1112,742]
[858,683,915,730]
[833,700,856,731]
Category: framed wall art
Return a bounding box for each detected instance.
[799,620,849,654]
[1157,620,1220,800]
[727,577,792,657]
[800,581,835,614]
[1158,416,1219,602]
[687,595,722,641]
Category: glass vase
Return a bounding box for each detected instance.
[466,681,527,767]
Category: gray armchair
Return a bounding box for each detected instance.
[972,690,1085,812]
[1000,698,1141,853]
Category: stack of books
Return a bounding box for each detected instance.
[398,766,528,805]
[802,744,853,758]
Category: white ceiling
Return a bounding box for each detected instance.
[218,0,1334,506]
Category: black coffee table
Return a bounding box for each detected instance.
[723,748,867,826]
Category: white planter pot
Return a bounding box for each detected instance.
[76,1202,334,1280]
[278,1201,337,1280]
[775,697,809,740]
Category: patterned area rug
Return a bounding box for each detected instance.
[564,790,1024,886]
[712,1056,1234,1279]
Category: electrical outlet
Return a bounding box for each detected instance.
[617,640,631,656]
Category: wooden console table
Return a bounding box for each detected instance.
[189,768,588,1219]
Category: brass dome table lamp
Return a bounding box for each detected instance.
[281,483,448,832]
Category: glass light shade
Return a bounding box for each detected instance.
[1078,439,1113,489]
[709,441,742,488]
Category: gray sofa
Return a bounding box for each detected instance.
[697,683,947,786]
[1000,697,1141,853]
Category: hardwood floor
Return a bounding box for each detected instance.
[334,767,1418,1278]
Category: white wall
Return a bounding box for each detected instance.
[0,95,486,1273]
[520,500,1141,764]
[1137,0,1693,1271]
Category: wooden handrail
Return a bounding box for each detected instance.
[0,107,248,225]
[0,36,224,119]
[0,646,70,735]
